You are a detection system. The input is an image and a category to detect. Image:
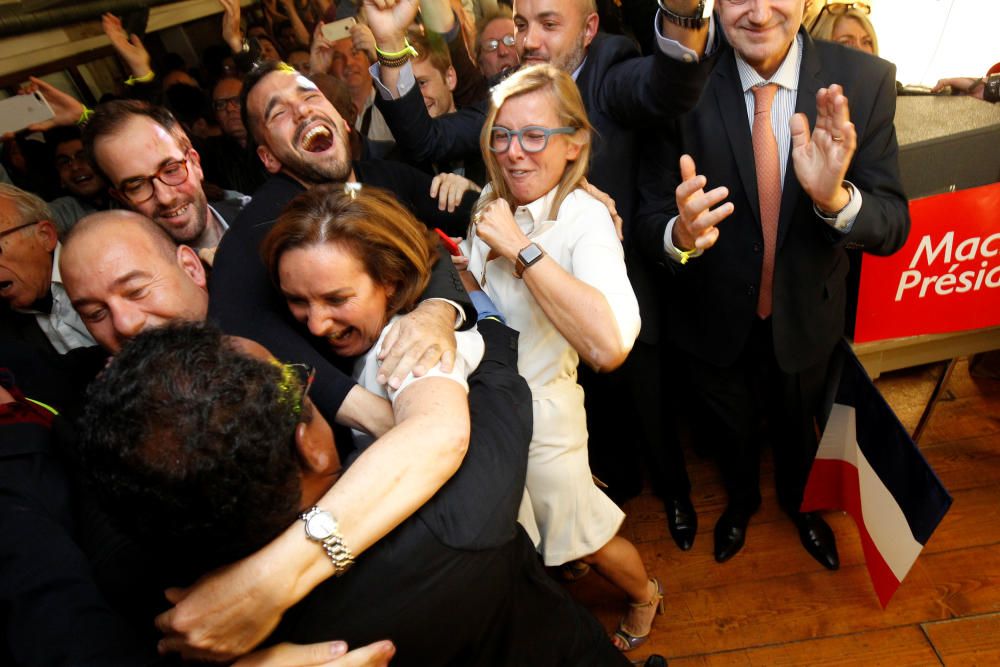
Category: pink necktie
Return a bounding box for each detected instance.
[752,83,780,319]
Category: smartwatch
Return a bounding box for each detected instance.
[514,242,545,278]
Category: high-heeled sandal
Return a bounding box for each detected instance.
[612,577,665,652]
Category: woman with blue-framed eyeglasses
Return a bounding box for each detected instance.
[462,64,662,653]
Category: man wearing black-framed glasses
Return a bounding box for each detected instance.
[84,100,245,253]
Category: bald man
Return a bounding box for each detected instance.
[60,210,209,354]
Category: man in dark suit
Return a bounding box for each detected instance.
[362,0,718,547]
[637,0,909,567]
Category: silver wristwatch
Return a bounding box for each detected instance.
[300,506,355,576]
[658,0,713,29]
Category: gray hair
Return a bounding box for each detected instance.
[0,183,53,230]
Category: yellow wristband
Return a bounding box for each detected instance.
[124,70,155,86]
[374,40,418,60]
[76,107,93,126]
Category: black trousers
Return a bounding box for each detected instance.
[687,317,829,516]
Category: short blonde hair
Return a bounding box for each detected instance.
[478,64,592,221]
[810,6,878,56]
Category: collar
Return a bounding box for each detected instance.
[734,33,802,93]
[571,56,588,82]
[50,242,65,287]
[513,186,560,232]
[207,204,230,232]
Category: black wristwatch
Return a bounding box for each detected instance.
[658,0,713,29]
[514,243,545,279]
[984,74,1000,104]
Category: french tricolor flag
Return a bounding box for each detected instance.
[801,340,953,608]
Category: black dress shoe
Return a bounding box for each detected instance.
[643,655,668,667]
[793,512,840,570]
[665,496,697,551]
[713,507,752,563]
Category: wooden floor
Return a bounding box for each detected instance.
[574,356,1000,666]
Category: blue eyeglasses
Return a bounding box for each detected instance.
[488,125,576,153]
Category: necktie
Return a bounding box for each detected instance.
[752,83,780,319]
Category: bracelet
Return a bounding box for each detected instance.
[375,40,418,68]
[677,247,702,265]
[76,107,93,127]
[124,70,155,86]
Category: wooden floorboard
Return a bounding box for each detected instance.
[572,355,1000,665]
[922,613,1000,666]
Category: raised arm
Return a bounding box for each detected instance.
[475,197,640,372]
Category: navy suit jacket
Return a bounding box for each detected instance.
[636,32,910,373]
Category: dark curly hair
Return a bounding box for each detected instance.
[77,323,307,570]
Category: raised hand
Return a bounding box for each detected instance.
[475,198,530,262]
[790,84,856,213]
[102,13,152,78]
[350,22,378,65]
[310,22,336,74]
[671,154,733,253]
[361,0,419,52]
[22,77,85,131]
[218,0,244,54]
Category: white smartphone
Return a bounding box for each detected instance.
[321,16,357,42]
[0,92,55,136]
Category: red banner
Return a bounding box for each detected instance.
[854,182,1000,344]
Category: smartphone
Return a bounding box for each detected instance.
[321,17,357,42]
[0,92,55,136]
[434,228,463,257]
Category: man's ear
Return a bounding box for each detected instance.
[257,144,284,175]
[176,244,209,289]
[295,420,331,473]
[36,220,58,253]
[582,12,599,49]
[445,66,458,92]
[188,146,205,184]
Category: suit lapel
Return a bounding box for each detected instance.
[713,52,761,229]
[777,31,821,250]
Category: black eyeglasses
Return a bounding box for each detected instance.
[213,96,241,112]
[482,34,515,52]
[117,157,190,204]
[54,150,89,170]
[488,125,576,153]
[0,221,40,255]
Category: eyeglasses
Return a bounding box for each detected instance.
[213,96,241,112]
[117,158,190,204]
[287,363,316,413]
[482,34,515,52]
[54,150,89,170]
[488,125,576,153]
[0,221,40,255]
[820,1,871,16]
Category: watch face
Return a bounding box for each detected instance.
[519,243,543,264]
[305,511,337,540]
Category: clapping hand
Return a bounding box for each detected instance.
[790,84,856,213]
[671,154,733,253]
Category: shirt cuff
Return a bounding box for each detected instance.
[425,297,466,329]
[469,290,505,324]
[653,10,716,63]
[814,181,862,234]
[663,216,703,263]
[370,60,416,100]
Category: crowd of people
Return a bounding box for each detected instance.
[10,0,978,663]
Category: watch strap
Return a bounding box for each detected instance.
[658,0,710,29]
[300,506,356,576]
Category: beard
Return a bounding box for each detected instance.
[275,116,354,186]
